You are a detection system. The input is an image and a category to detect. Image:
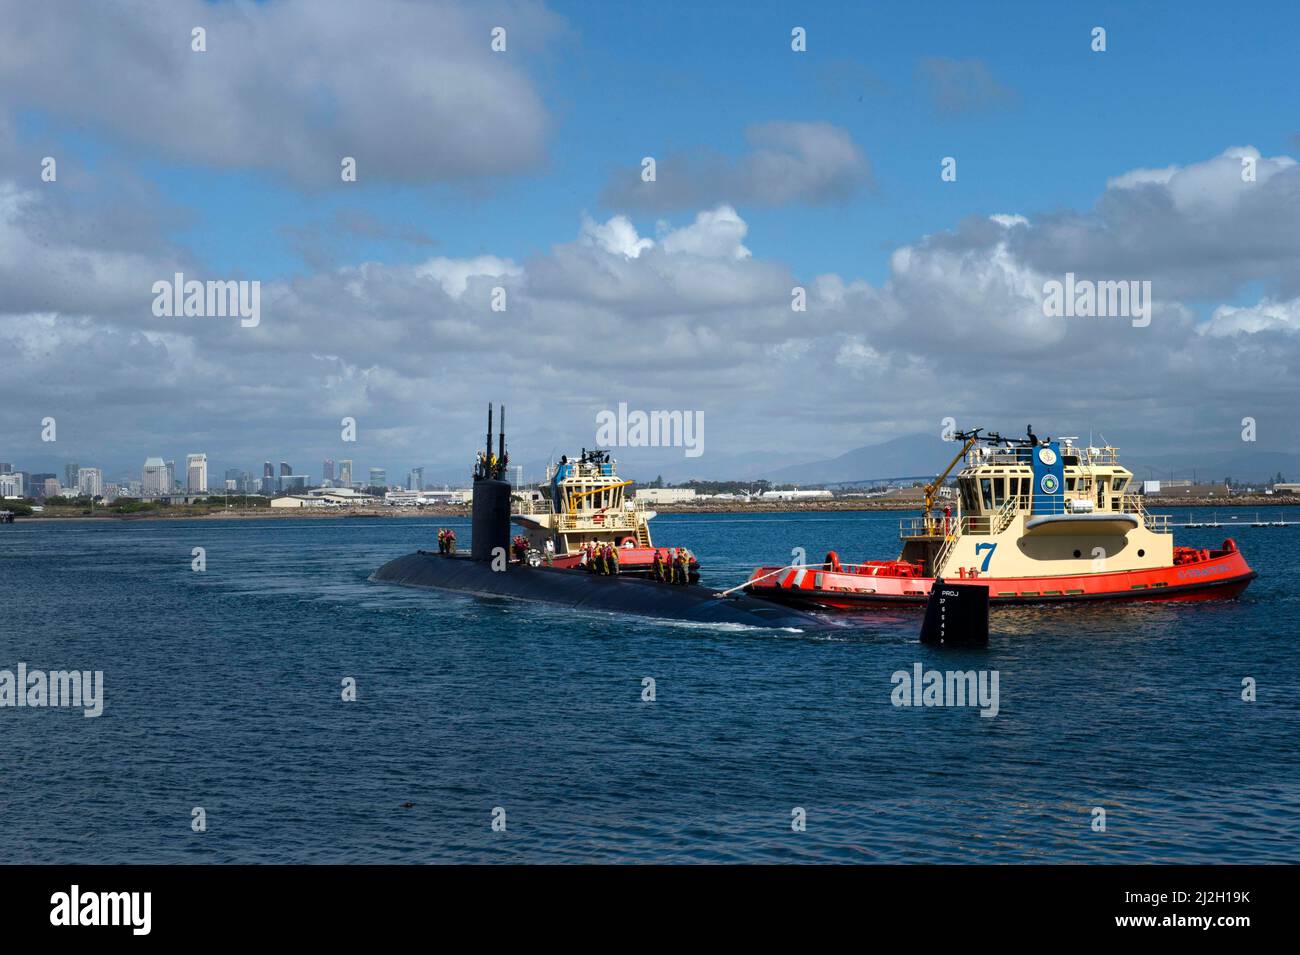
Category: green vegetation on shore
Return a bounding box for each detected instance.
[23,495,272,519]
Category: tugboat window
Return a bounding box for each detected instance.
[961,478,977,512]
[980,478,993,510]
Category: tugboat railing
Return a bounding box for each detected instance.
[556,512,643,533]
[512,497,553,516]
[975,446,1121,466]
[932,534,959,578]
[513,496,651,519]
[903,489,1169,551]
[992,494,1026,534]
[899,497,1018,541]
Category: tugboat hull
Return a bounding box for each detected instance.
[745,540,1256,611]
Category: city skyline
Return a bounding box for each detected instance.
[3,431,1295,502]
[0,448,449,498]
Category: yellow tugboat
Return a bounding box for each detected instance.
[511,449,699,581]
[745,427,1256,608]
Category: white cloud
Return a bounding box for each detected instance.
[661,206,752,260]
[600,121,873,211]
[0,0,561,186]
[1107,165,1180,190]
[989,214,1029,229]
[415,255,522,298]
[1016,146,1300,300]
[1202,297,1300,337]
[580,215,653,258]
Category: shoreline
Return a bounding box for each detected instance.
[12,495,1297,523]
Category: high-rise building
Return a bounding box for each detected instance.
[165,460,177,492]
[0,462,12,474]
[0,473,23,497]
[407,467,424,491]
[42,477,60,499]
[28,473,55,499]
[223,468,249,493]
[142,457,169,497]
[77,467,103,497]
[323,459,335,483]
[64,462,80,488]
[339,459,353,487]
[186,453,208,494]
[369,467,386,488]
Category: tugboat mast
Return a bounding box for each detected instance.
[925,428,981,529]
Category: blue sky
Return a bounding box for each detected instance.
[117,0,1300,296]
[3,0,1300,484]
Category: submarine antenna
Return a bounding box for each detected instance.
[471,401,513,561]
[499,404,506,473]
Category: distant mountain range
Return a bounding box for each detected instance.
[414,435,1299,489]
[664,435,1300,487]
[760,433,954,485]
[640,433,954,485]
[1121,449,1299,486]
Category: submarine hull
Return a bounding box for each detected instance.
[372,551,830,630]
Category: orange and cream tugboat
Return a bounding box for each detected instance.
[744,427,1256,610]
[511,449,700,582]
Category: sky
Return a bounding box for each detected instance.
[1,0,1299,486]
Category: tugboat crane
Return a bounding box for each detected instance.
[924,428,981,531]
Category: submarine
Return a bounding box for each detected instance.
[371,404,831,630]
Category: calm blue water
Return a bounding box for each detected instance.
[1,508,1296,863]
